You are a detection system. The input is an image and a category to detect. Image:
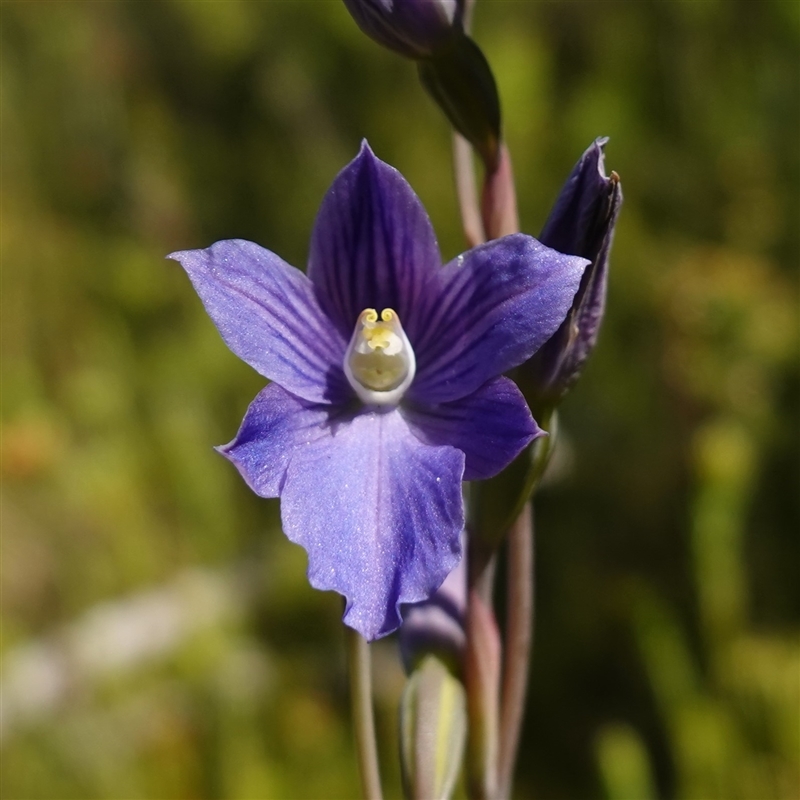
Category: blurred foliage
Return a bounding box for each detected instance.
[1,1,798,799]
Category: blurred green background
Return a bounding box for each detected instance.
[2,1,798,798]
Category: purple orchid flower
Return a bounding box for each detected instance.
[169,143,587,641]
[520,138,622,415]
[342,0,465,60]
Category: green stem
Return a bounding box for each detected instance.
[346,626,383,800]
[499,411,557,537]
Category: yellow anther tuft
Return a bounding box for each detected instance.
[344,306,416,406]
[365,325,393,351]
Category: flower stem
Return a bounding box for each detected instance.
[500,411,558,538]
[480,143,519,240]
[464,582,501,800]
[449,0,484,249]
[452,131,485,247]
[497,501,534,800]
[346,625,383,800]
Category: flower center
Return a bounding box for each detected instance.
[344,308,416,406]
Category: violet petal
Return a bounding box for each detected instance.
[399,546,467,672]
[409,234,588,404]
[403,377,542,481]
[217,383,334,498]
[280,408,465,640]
[307,142,441,345]
[169,240,351,404]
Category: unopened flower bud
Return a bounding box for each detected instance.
[520,138,622,415]
[342,0,501,169]
[399,655,467,800]
[418,33,501,170]
[342,0,465,59]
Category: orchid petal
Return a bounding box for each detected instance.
[399,540,467,671]
[170,240,350,404]
[217,383,335,498]
[409,234,588,403]
[404,377,541,481]
[280,408,465,640]
[307,142,441,344]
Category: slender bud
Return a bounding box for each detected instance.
[342,0,500,170]
[520,138,622,416]
[417,33,501,170]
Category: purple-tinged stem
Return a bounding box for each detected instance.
[346,626,384,800]
[497,502,534,800]
[481,144,519,240]
[452,131,485,247]
[464,582,501,800]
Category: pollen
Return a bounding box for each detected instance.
[344,308,416,406]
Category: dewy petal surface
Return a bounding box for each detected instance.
[403,377,542,481]
[169,240,350,404]
[308,142,441,344]
[409,234,588,404]
[280,408,465,641]
[217,383,335,498]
